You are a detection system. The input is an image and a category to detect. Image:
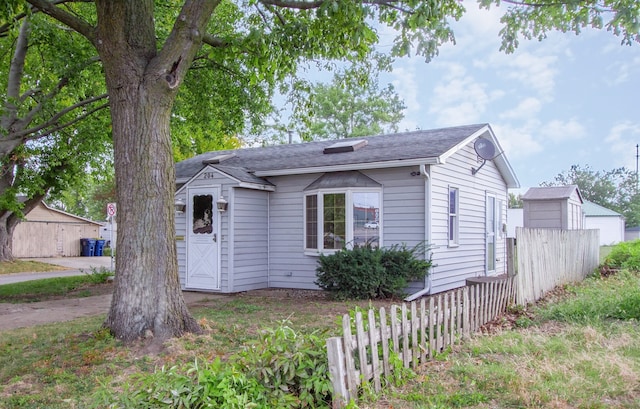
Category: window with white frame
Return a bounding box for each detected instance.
[448,187,459,246]
[305,189,381,252]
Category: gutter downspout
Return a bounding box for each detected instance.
[405,164,433,302]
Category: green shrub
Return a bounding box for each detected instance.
[603,240,640,270]
[235,323,332,408]
[315,243,432,300]
[97,322,331,408]
[83,266,114,284]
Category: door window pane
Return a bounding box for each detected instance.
[193,194,213,234]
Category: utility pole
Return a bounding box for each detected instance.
[636,143,640,193]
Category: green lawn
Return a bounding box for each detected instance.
[0,259,66,275]
[1,269,639,408]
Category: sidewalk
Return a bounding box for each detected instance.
[0,257,114,285]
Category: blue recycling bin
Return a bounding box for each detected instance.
[80,238,96,256]
[95,239,106,256]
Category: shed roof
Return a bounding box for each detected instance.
[176,123,520,188]
[582,200,623,218]
[522,185,583,202]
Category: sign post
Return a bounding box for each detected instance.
[106,203,117,271]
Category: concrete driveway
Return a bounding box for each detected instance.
[0,257,114,285]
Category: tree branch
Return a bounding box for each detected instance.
[15,94,109,141]
[24,0,97,42]
[152,0,220,90]
[202,33,231,48]
[2,18,30,132]
[258,0,413,13]
[501,0,612,10]
[14,55,102,133]
[28,101,110,142]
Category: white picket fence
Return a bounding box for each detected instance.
[326,277,516,408]
[515,227,599,305]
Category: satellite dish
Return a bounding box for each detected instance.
[471,137,498,175]
[474,137,496,160]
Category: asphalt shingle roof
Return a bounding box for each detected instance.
[176,123,489,182]
[522,185,581,201]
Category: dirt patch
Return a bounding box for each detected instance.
[0,286,395,332]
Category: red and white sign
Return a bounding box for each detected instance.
[106,202,117,217]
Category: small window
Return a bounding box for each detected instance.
[305,195,318,248]
[448,187,459,246]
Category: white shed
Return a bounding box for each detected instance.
[521,185,584,230]
[582,200,624,245]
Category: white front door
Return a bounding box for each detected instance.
[186,187,220,290]
[486,194,497,275]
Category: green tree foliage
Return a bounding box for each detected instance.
[0,10,111,260]
[509,192,523,208]
[542,164,640,226]
[291,57,406,141]
[484,0,640,53]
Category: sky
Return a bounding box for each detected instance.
[373,4,640,193]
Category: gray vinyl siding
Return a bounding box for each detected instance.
[176,211,187,289]
[267,174,318,289]
[267,167,427,290]
[429,143,508,294]
[230,188,269,292]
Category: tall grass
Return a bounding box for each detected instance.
[539,270,640,324]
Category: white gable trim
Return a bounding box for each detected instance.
[176,165,275,196]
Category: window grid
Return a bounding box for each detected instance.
[305,189,381,252]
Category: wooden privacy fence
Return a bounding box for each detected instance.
[515,227,599,306]
[326,277,516,408]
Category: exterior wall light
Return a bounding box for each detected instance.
[216,196,228,212]
[174,198,186,213]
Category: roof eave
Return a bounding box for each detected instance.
[253,157,442,177]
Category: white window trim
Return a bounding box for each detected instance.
[304,188,382,256]
[448,186,459,247]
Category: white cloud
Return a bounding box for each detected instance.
[543,119,586,143]
[428,62,503,126]
[390,61,421,131]
[492,122,544,159]
[499,52,558,99]
[499,97,542,121]
[606,55,640,85]
[605,121,640,170]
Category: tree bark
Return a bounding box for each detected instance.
[102,79,202,342]
[96,0,215,343]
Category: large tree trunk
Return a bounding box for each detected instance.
[103,82,200,342]
[96,1,212,343]
[0,220,15,262]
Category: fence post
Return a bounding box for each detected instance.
[326,337,349,408]
[507,237,516,276]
